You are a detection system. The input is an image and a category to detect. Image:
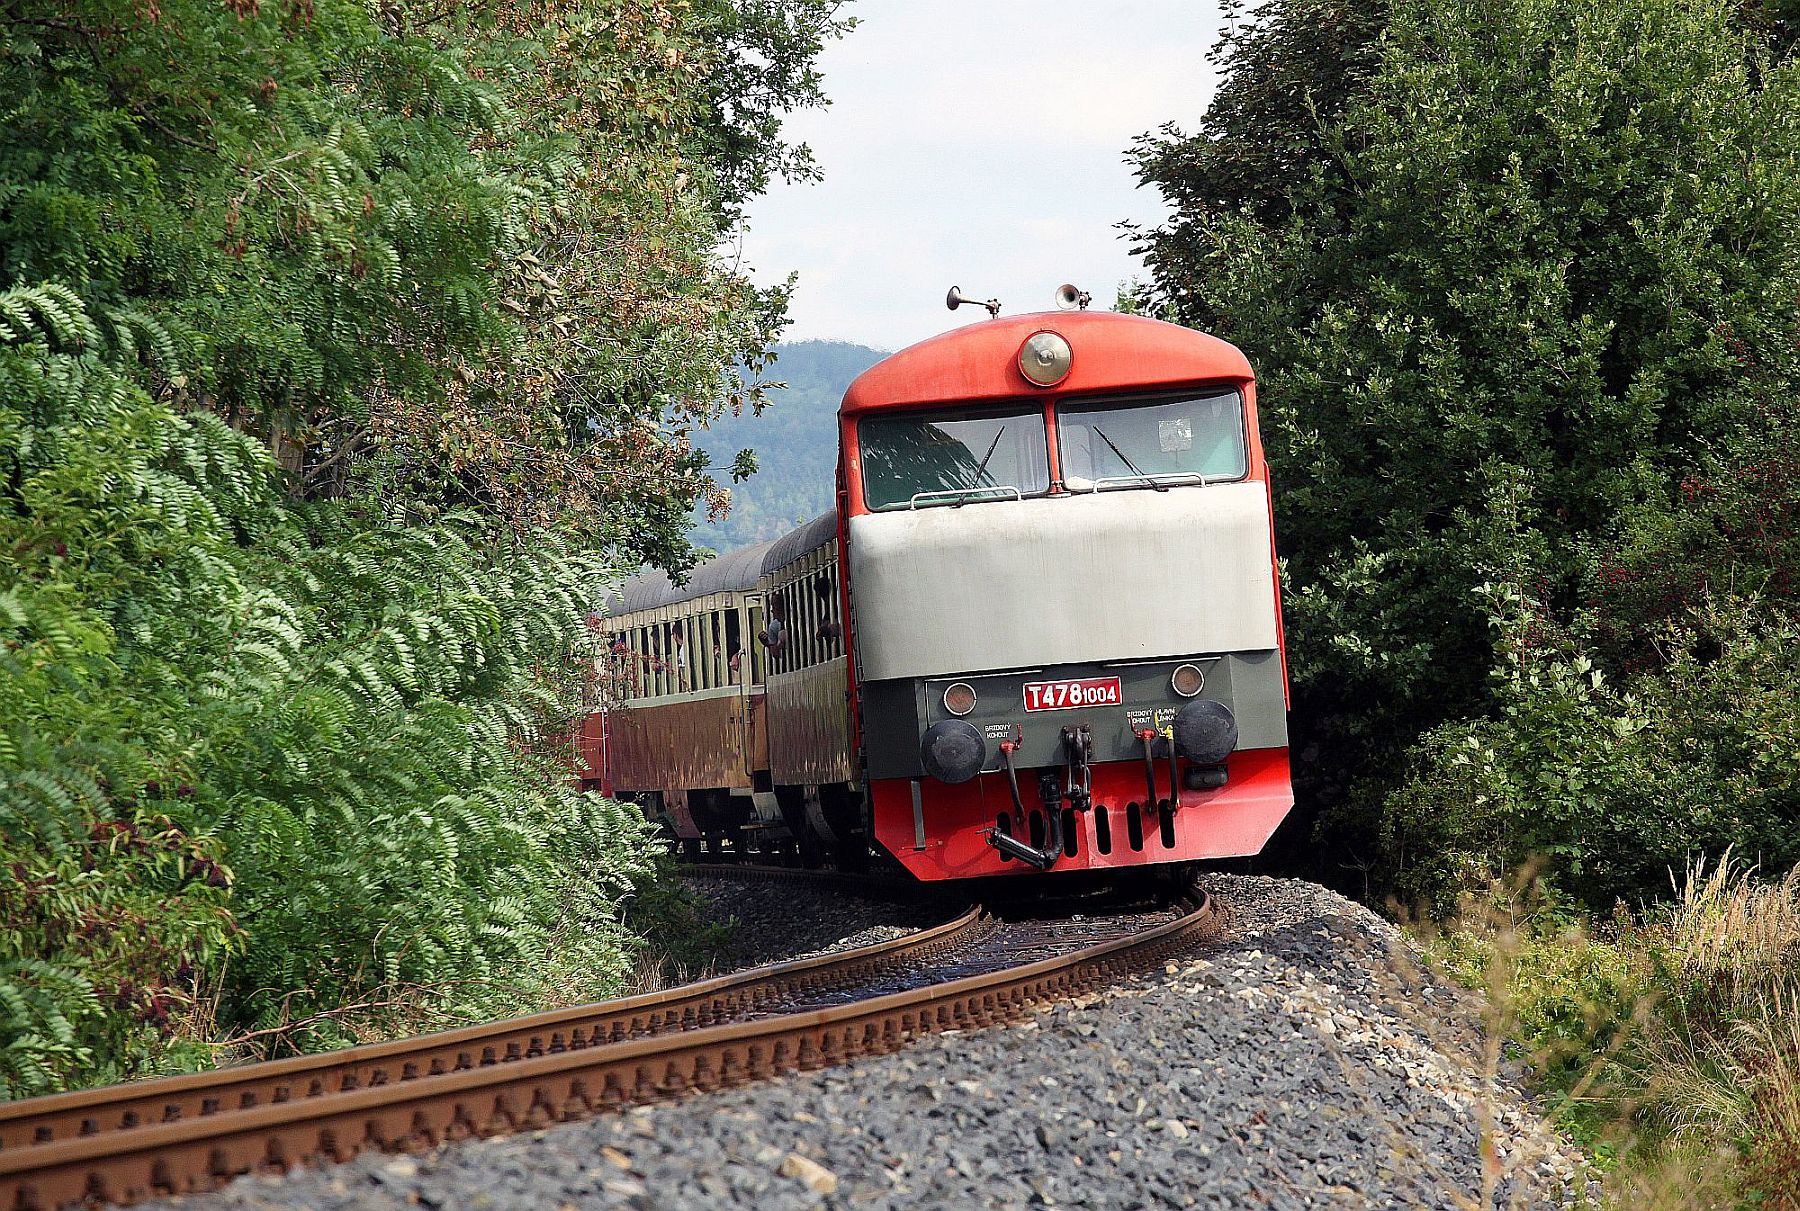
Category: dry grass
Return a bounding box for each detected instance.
[1666,854,1800,1000]
[1422,856,1800,1209]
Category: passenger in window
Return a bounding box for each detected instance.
[759,595,788,671]
[724,612,743,683]
[813,575,840,649]
[663,623,686,687]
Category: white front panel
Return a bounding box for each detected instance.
[848,483,1279,682]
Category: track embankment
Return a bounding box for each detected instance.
[1,870,1218,1210]
[159,874,1598,1211]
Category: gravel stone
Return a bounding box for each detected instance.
[146,875,1596,1210]
[677,877,950,970]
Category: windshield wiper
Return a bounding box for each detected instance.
[972,424,1006,486]
[1092,426,1166,491]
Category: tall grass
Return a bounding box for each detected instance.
[1425,856,1800,1207]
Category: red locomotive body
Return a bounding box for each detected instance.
[584,309,1293,880]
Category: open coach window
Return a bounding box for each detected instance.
[1057,389,1247,490]
[859,405,1050,510]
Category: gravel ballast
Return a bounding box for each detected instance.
[674,876,950,970]
[150,875,1593,1210]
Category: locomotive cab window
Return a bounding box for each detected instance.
[859,405,1050,510]
[1057,389,1247,491]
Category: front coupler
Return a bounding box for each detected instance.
[984,726,1092,870]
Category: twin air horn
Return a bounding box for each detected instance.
[946,284,1092,318]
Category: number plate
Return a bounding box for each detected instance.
[1023,676,1123,712]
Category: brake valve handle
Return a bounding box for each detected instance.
[1136,728,1160,809]
[1160,724,1182,809]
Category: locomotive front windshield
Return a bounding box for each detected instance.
[1057,389,1247,490]
[860,405,1051,510]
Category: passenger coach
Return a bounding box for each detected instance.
[578,300,1293,881]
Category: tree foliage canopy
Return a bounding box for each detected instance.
[2,0,850,562]
[1135,0,1800,905]
[1,0,846,1094]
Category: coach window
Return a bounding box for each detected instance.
[724,608,743,683]
[763,592,787,675]
[796,574,813,668]
[772,583,790,674]
[1057,389,1247,491]
[779,582,798,672]
[746,603,766,684]
[789,580,804,670]
[810,572,824,665]
[812,571,839,654]
[859,405,1050,510]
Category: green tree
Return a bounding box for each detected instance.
[0,0,849,1093]
[1,0,851,568]
[1133,0,1800,891]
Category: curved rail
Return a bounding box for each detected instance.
[0,887,1218,1210]
[0,906,980,1169]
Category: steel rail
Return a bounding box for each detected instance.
[1,887,1218,1211]
[0,905,981,1157]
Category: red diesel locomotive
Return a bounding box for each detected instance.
[577,299,1293,881]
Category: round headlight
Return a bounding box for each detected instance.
[943,682,977,716]
[1171,663,1206,697]
[1018,331,1072,387]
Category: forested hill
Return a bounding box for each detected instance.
[690,340,886,552]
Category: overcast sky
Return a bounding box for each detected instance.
[735,2,1227,353]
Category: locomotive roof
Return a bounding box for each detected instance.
[606,510,838,615]
[840,310,1253,415]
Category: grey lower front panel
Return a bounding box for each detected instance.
[859,650,1287,782]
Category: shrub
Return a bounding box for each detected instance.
[1430,859,1800,1206]
[0,288,661,1093]
[1132,0,1800,883]
[1385,586,1800,912]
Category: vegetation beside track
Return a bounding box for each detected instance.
[1134,0,1800,1200]
[0,0,850,1097]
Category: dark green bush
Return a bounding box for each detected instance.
[1386,590,1800,911]
[1134,0,1800,901]
[0,289,664,1094]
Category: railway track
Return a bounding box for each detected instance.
[0,871,1220,1210]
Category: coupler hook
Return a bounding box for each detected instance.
[1062,724,1093,812]
[983,728,1064,870]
